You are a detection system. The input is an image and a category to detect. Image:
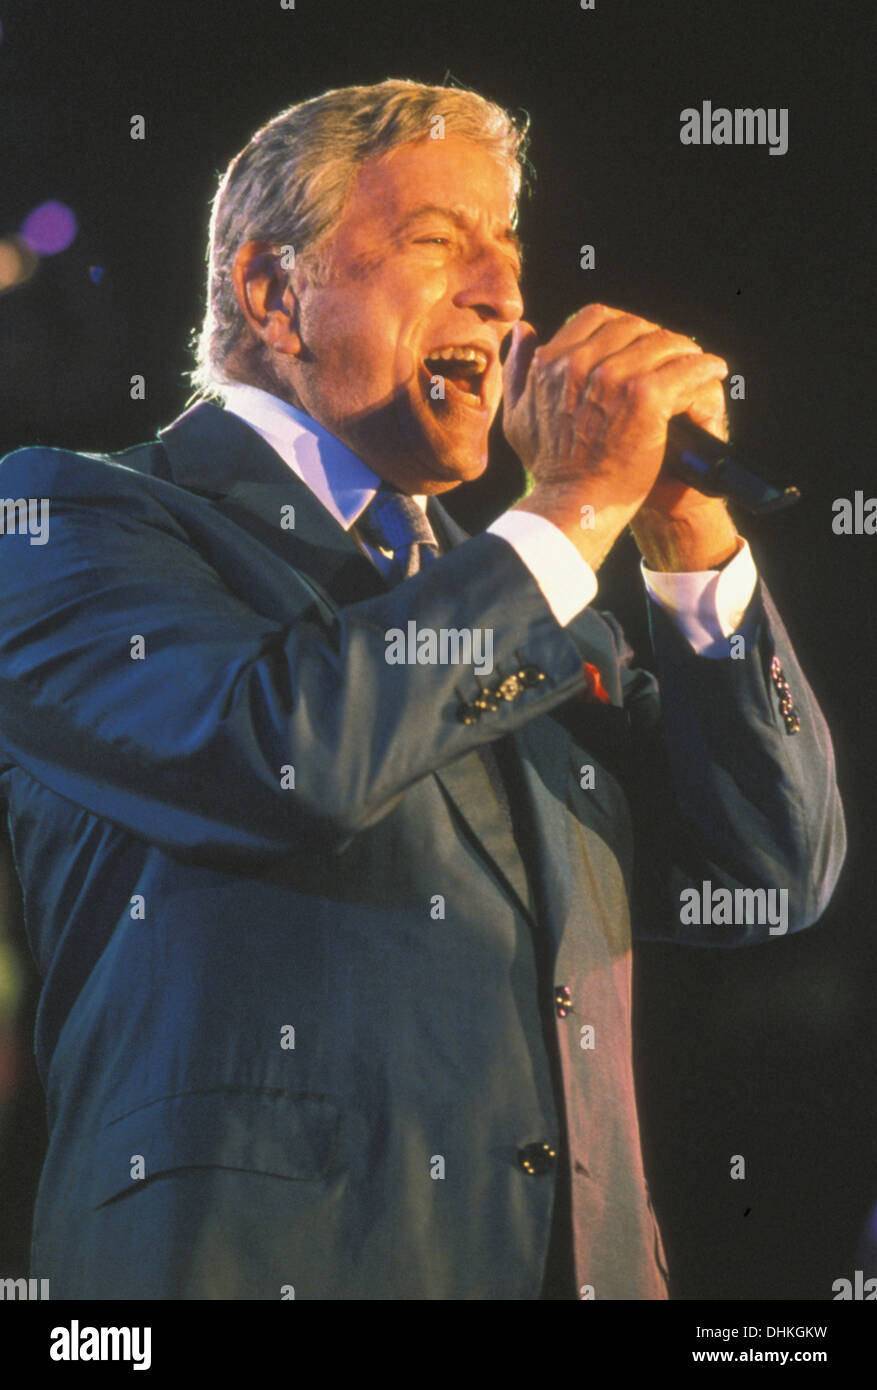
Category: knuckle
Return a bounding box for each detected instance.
[588,360,618,392]
[658,328,698,349]
[565,305,604,339]
[620,311,658,334]
[692,354,727,377]
[630,374,660,408]
[587,303,623,328]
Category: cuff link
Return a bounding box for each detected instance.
[555,985,573,1018]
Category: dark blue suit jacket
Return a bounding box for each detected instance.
[0,402,845,1299]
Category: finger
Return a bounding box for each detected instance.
[570,333,721,413]
[541,302,628,359]
[552,318,658,377]
[502,320,540,411]
[682,379,729,440]
[554,325,703,409]
[640,352,729,423]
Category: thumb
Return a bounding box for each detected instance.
[502,320,539,412]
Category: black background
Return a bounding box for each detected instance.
[0,0,874,1300]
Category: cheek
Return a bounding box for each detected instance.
[305,302,379,397]
[305,269,450,393]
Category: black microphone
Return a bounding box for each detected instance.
[664,415,801,516]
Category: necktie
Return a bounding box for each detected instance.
[357,482,441,583]
[357,480,514,830]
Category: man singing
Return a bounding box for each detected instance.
[0,79,845,1299]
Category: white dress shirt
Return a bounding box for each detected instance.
[223,382,758,658]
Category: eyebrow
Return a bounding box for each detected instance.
[391,205,524,266]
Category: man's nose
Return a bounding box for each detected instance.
[453,249,524,326]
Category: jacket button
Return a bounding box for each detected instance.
[517,1142,556,1176]
[555,985,573,1018]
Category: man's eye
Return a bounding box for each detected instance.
[415,237,450,246]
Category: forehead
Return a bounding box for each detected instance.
[337,134,518,240]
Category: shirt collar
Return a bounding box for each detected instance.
[222,382,427,527]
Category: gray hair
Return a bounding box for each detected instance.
[187,78,531,400]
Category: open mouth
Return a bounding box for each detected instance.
[421,345,490,409]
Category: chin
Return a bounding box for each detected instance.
[423,442,489,491]
[425,418,494,484]
[392,388,494,491]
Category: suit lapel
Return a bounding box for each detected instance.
[428,497,629,928]
[159,402,387,609]
[426,497,538,922]
[157,402,539,926]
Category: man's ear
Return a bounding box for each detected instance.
[231,240,303,357]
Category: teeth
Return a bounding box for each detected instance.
[426,346,489,371]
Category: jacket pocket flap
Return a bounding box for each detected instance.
[88,1089,342,1208]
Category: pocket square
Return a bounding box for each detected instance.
[581,661,611,704]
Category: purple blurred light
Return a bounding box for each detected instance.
[19,201,78,255]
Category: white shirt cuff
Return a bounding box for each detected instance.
[487,510,598,626]
[641,537,758,657]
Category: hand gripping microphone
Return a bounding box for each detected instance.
[665,415,801,516]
